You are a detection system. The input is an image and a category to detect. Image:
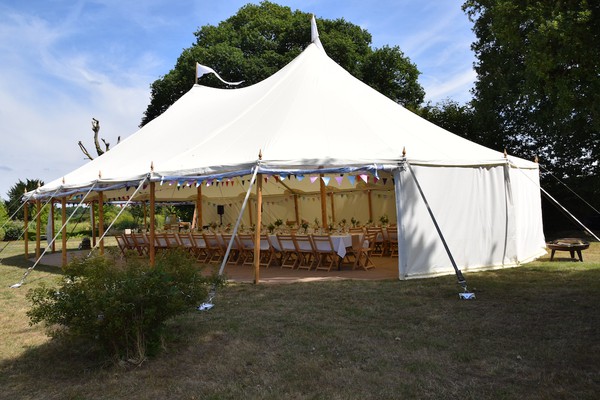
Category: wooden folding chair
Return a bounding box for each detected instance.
[277,233,298,269]
[221,233,242,264]
[202,232,224,264]
[154,232,170,252]
[354,232,377,270]
[131,232,149,256]
[386,226,399,257]
[239,233,276,268]
[115,235,128,256]
[190,232,210,263]
[366,227,385,256]
[310,234,339,271]
[293,234,316,270]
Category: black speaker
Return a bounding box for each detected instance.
[217,205,225,215]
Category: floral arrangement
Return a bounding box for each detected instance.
[300,219,309,232]
[379,214,389,226]
[274,218,283,228]
[267,223,275,233]
[351,217,359,227]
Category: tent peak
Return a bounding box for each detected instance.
[310,15,324,51]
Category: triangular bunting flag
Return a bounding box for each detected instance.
[322,176,331,186]
[310,176,318,184]
[383,178,388,185]
[297,174,304,181]
[335,176,344,186]
[347,175,356,186]
[359,174,368,183]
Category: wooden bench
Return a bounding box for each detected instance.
[547,238,590,262]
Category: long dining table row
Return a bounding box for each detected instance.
[115,230,384,271]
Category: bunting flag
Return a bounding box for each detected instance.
[280,173,287,181]
[347,175,356,186]
[359,174,369,183]
[382,178,388,185]
[296,174,304,181]
[335,176,344,186]
[310,176,318,183]
[196,63,244,86]
[321,176,331,186]
[373,177,379,184]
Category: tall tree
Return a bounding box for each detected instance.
[463,0,600,228]
[141,1,424,126]
[6,179,44,221]
[463,0,600,178]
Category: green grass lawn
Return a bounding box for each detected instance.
[1,239,599,399]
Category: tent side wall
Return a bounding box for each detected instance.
[509,166,547,262]
[397,164,539,279]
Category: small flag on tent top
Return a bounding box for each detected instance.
[196,63,244,86]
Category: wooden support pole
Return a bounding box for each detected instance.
[293,194,300,224]
[50,200,56,252]
[248,198,253,226]
[196,185,203,231]
[35,199,41,259]
[253,174,263,284]
[98,192,104,255]
[367,190,373,223]
[143,202,147,232]
[61,197,67,267]
[320,174,327,231]
[23,201,29,260]
[329,192,335,224]
[149,182,156,266]
[90,201,96,247]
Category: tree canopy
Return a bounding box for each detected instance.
[463,0,600,180]
[141,1,424,126]
[6,179,44,221]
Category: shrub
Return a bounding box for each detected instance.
[26,249,222,364]
[3,220,24,241]
[0,227,4,241]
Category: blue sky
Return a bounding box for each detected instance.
[0,0,476,201]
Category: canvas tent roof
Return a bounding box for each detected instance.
[30,37,536,201]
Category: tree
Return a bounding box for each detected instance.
[141,1,424,126]
[463,0,600,229]
[6,179,44,221]
[417,99,479,143]
[78,118,120,160]
[463,0,600,178]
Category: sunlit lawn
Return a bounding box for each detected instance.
[0,238,599,399]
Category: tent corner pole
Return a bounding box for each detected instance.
[35,199,41,259]
[319,174,327,231]
[23,201,29,260]
[50,200,56,253]
[196,185,203,231]
[98,191,104,255]
[149,182,156,266]
[61,197,67,267]
[253,173,263,284]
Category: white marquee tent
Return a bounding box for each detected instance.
[27,18,547,279]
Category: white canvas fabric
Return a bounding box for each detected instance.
[29,31,546,278]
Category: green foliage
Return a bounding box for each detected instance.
[6,179,44,221]
[463,0,600,178]
[26,249,218,363]
[418,99,478,141]
[3,220,24,241]
[141,1,423,126]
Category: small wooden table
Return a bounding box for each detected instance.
[547,238,590,262]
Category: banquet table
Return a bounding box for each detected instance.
[269,234,359,258]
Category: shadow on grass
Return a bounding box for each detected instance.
[0,253,63,276]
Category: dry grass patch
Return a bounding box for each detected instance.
[0,240,599,399]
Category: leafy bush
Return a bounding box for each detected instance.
[0,227,4,241]
[3,220,24,241]
[26,249,223,363]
